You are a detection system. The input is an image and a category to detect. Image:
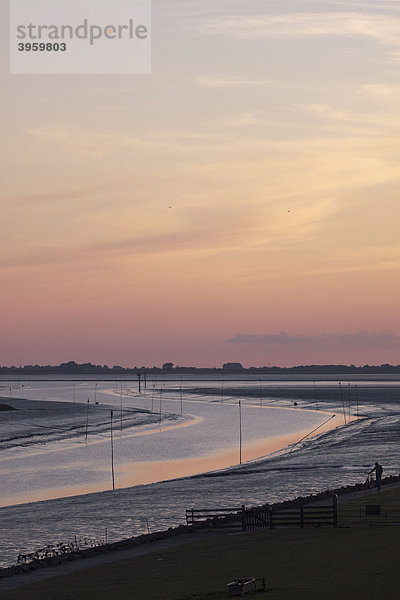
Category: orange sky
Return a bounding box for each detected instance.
[1,1,400,367]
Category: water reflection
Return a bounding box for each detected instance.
[0,412,339,507]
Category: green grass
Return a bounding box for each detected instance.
[338,484,400,525]
[2,523,400,600]
[342,484,400,505]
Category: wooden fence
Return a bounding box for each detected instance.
[338,503,400,526]
[186,507,244,530]
[186,497,338,531]
[245,502,337,530]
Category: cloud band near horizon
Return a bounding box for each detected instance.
[228,330,400,347]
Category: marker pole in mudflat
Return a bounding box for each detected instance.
[313,380,319,410]
[239,400,242,465]
[339,382,347,425]
[120,385,123,432]
[110,410,115,491]
[289,414,336,453]
[348,384,351,422]
[159,388,163,425]
[85,398,90,443]
[355,385,359,419]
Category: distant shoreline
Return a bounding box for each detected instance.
[2,374,400,384]
[1,360,400,377]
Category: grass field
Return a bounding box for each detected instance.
[338,484,400,525]
[341,485,400,506]
[2,487,400,600]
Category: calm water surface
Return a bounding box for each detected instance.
[0,375,399,568]
[0,378,333,506]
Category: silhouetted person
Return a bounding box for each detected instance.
[369,462,383,491]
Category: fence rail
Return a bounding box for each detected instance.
[245,502,337,530]
[186,497,338,531]
[185,507,244,530]
[338,503,400,525]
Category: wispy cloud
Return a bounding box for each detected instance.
[360,83,400,99]
[194,75,277,88]
[0,208,265,270]
[203,12,400,61]
[301,102,400,137]
[318,0,400,10]
[304,104,351,122]
[223,111,306,129]
[228,330,400,348]
[2,182,118,206]
[26,126,212,158]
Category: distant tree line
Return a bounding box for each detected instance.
[0,360,400,375]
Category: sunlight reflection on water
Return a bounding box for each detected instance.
[0,376,399,567]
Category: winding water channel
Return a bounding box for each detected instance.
[0,378,333,507]
[1,376,398,568]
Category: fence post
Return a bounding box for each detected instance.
[300,504,304,528]
[241,505,246,531]
[269,506,274,530]
[332,493,338,528]
[186,507,194,531]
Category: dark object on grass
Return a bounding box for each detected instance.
[365,505,381,516]
[227,577,266,596]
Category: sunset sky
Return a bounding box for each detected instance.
[1,0,400,367]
